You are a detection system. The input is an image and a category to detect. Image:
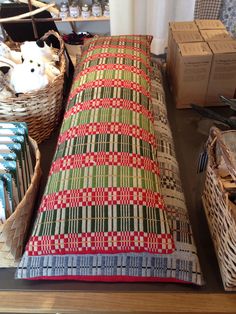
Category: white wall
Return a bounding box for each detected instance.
[110,0,196,55]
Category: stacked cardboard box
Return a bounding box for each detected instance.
[200,29,231,42]
[167,20,236,108]
[167,22,199,84]
[169,31,202,99]
[168,31,203,90]
[195,19,226,30]
[174,42,212,108]
[206,40,236,106]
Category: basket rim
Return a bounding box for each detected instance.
[207,127,236,182]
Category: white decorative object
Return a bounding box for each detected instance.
[92,0,102,17]
[103,2,110,17]
[69,0,80,18]
[81,4,90,18]
[59,0,69,19]
[9,58,49,94]
[20,40,58,63]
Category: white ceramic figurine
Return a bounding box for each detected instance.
[8,57,49,94]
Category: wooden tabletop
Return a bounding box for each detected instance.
[0,291,236,313]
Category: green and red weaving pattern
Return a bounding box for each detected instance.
[25,35,175,256]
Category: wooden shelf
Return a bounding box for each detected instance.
[57,16,110,23]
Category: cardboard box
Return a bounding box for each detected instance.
[170,31,203,91]
[200,29,231,42]
[195,19,226,30]
[167,21,198,77]
[174,42,213,108]
[169,21,198,32]
[167,30,203,84]
[205,40,236,106]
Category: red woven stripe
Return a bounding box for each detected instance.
[87,36,152,46]
[27,231,174,255]
[69,79,151,102]
[39,187,165,212]
[58,122,156,147]
[49,152,160,176]
[28,275,189,284]
[64,98,154,123]
[84,44,150,58]
[78,52,152,74]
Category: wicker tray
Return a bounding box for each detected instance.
[0,137,41,267]
[0,30,66,144]
[202,127,236,291]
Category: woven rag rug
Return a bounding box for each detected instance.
[16,35,203,284]
[16,66,203,285]
[150,61,203,285]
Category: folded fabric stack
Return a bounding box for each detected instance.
[16,35,203,285]
[0,122,33,223]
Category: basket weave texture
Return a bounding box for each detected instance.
[0,137,41,267]
[0,30,66,144]
[202,127,236,291]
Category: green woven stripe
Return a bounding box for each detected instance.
[55,134,154,161]
[33,204,162,236]
[45,165,158,195]
[61,107,153,135]
[73,69,149,90]
[67,87,150,111]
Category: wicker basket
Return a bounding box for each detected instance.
[0,137,41,267]
[0,30,66,144]
[202,127,236,291]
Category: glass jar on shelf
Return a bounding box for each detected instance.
[92,0,102,17]
[81,3,91,18]
[69,0,80,18]
[59,0,69,19]
[103,1,110,17]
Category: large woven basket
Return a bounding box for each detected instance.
[202,127,236,291]
[0,137,41,267]
[0,30,66,144]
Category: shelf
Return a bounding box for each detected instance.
[57,16,110,23]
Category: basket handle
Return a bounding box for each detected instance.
[0,3,56,23]
[209,127,236,182]
[40,30,64,59]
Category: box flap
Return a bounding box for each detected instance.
[200,29,231,41]
[208,40,236,54]
[195,19,226,30]
[173,31,203,43]
[169,21,198,31]
[178,42,212,57]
